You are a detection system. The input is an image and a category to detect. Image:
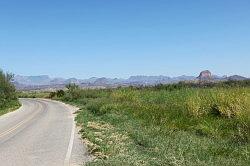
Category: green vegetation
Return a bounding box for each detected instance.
[0,70,20,116]
[54,81,250,165]
[18,91,51,99]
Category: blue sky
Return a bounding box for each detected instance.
[0,0,249,78]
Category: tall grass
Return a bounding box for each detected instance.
[58,81,250,165]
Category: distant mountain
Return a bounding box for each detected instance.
[128,75,171,81]
[127,76,172,85]
[14,75,51,85]
[227,75,248,81]
[50,78,66,85]
[172,75,196,81]
[93,77,110,85]
[13,71,249,90]
[65,78,82,84]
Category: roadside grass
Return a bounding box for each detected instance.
[0,100,21,116]
[57,82,250,166]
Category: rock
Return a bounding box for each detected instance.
[197,70,212,80]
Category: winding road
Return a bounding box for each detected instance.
[0,98,91,166]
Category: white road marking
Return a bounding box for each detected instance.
[64,110,76,166]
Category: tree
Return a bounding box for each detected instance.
[0,70,17,108]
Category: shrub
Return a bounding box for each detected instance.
[56,90,65,97]
[49,92,56,99]
[65,83,81,100]
[86,99,108,115]
[210,89,248,118]
[0,70,17,108]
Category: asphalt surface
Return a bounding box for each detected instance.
[0,98,91,166]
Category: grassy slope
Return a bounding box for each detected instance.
[60,85,250,166]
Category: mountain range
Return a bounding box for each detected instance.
[13,70,249,90]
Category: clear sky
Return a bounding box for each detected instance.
[0,0,249,78]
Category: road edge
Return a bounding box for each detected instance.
[38,98,92,166]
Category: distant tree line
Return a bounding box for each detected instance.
[151,80,250,91]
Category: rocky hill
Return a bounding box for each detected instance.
[197,70,212,80]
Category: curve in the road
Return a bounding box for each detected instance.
[0,98,90,166]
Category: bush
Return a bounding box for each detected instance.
[49,92,56,98]
[56,90,65,97]
[86,99,108,115]
[0,70,17,108]
[64,83,81,101]
[210,90,248,118]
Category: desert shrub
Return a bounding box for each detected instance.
[79,89,101,98]
[65,83,81,100]
[49,91,56,98]
[62,92,72,101]
[56,89,65,97]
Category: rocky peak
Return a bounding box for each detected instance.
[197,70,212,80]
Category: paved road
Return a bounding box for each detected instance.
[0,98,91,166]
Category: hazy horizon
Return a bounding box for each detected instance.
[1,0,250,78]
[9,70,249,80]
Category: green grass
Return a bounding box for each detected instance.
[56,82,250,165]
[0,100,21,116]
